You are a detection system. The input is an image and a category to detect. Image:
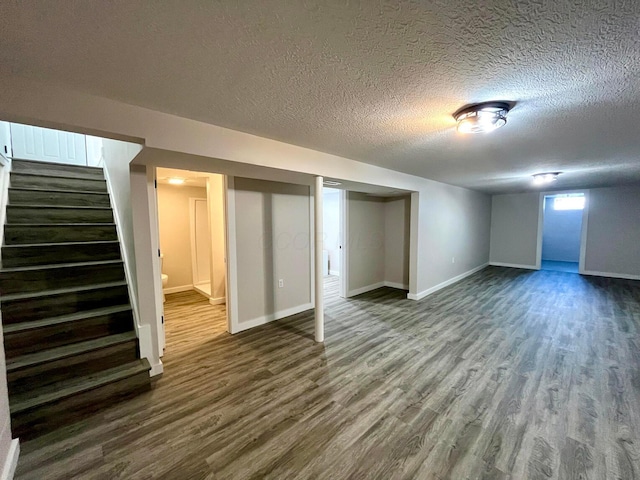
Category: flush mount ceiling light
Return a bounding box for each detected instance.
[454,101,511,134]
[533,172,561,185]
[168,177,185,185]
[323,180,342,186]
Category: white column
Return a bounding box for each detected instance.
[314,176,325,342]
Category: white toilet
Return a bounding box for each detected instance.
[160,254,169,302]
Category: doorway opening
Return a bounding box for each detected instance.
[156,167,228,345]
[540,192,585,273]
[322,187,345,300]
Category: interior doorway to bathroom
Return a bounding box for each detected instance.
[155,167,228,339]
[322,187,346,299]
[540,192,586,273]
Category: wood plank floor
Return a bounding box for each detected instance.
[14,267,640,479]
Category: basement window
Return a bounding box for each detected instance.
[553,193,585,211]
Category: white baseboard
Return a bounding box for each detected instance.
[384,281,409,290]
[234,303,314,333]
[1,439,19,480]
[329,269,340,276]
[149,360,164,377]
[581,270,640,281]
[408,263,489,301]
[163,285,193,294]
[209,296,226,306]
[489,262,538,270]
[347,282,384,297]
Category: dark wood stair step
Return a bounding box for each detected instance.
[3,305,134,358]
[0,281,130,323]
[4,223,118,244]
[11,159,105,180]
[1,240,121,268]
[6,205,114,224]
[9,187,111,207]
[0,260,125,295]
[10,358,151,440]
[10,172,107,193]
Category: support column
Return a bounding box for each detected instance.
[314,176,325,342]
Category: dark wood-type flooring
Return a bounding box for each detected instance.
[14,267,640,479]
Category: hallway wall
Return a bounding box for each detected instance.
[157,184,207,290]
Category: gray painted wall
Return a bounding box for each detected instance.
[384,196,411,288]
[490,193,540,267]
[542,196,582,262]
[584,186,640,276]
[347,192,386,293]
[234,178,312,324]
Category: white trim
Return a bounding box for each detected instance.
[409,191,419,299]
[0,439,19,480]
[234,303,314,333]
[314,176,324,343]
[489,262,538,270]
[163,285,193,294]
[329,269,340,276]
[408,263,489,301]
[339,190,348,298]
[384,281,409,290]
[581,270,640,281]
[148,361,164,377]
[347,281,385,297]
[103,161,144,342]
[189,197,209,287]
[209,296,226,306]
[578,190,590,274]
[225,176,240,334]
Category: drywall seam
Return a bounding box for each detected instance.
[408,263,489,300]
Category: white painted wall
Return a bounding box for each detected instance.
[385,196,411,289]
[322,189,341,275]
[347,193,386,295]
[583,186,640,278]
[231,177,312,330]
[490,193,540,268]
[0,121,11,159]
[0,313,18,480]
[157,184,207,290]
[207,174,226,302]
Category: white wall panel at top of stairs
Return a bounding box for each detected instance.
[10,123,87,166]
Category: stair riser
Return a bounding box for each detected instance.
[0,263,125,295]
[6,206,113,224]
[11,173,107,193]
[2,242,121,268]
[1,285,130,324]
[9,189,111,207]
[11,368,149,440]
[4,310,134,358]
[11,159,105,180]
[4,224,118,244]
[8,340,139,395]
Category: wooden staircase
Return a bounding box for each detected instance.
[0,159,151,440]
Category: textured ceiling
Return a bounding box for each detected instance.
[1,1,640,193]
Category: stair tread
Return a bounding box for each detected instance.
[7,331,138,373]
[9,187,109,196]
[2,240,119,249]
[11,159,104,171]
[5,223,117,227]
[7,204,112,210]
[10,358,150,414]
[1,259,122,273]
[0,280,127,302]
[3,305,132,334]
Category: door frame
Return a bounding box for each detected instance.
[189,197,211,288]
[535,189,590,273]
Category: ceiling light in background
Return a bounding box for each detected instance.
[533,172,560,185]
[168,177,185,185]
[454,101,511,134]
[323,180,342,186]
